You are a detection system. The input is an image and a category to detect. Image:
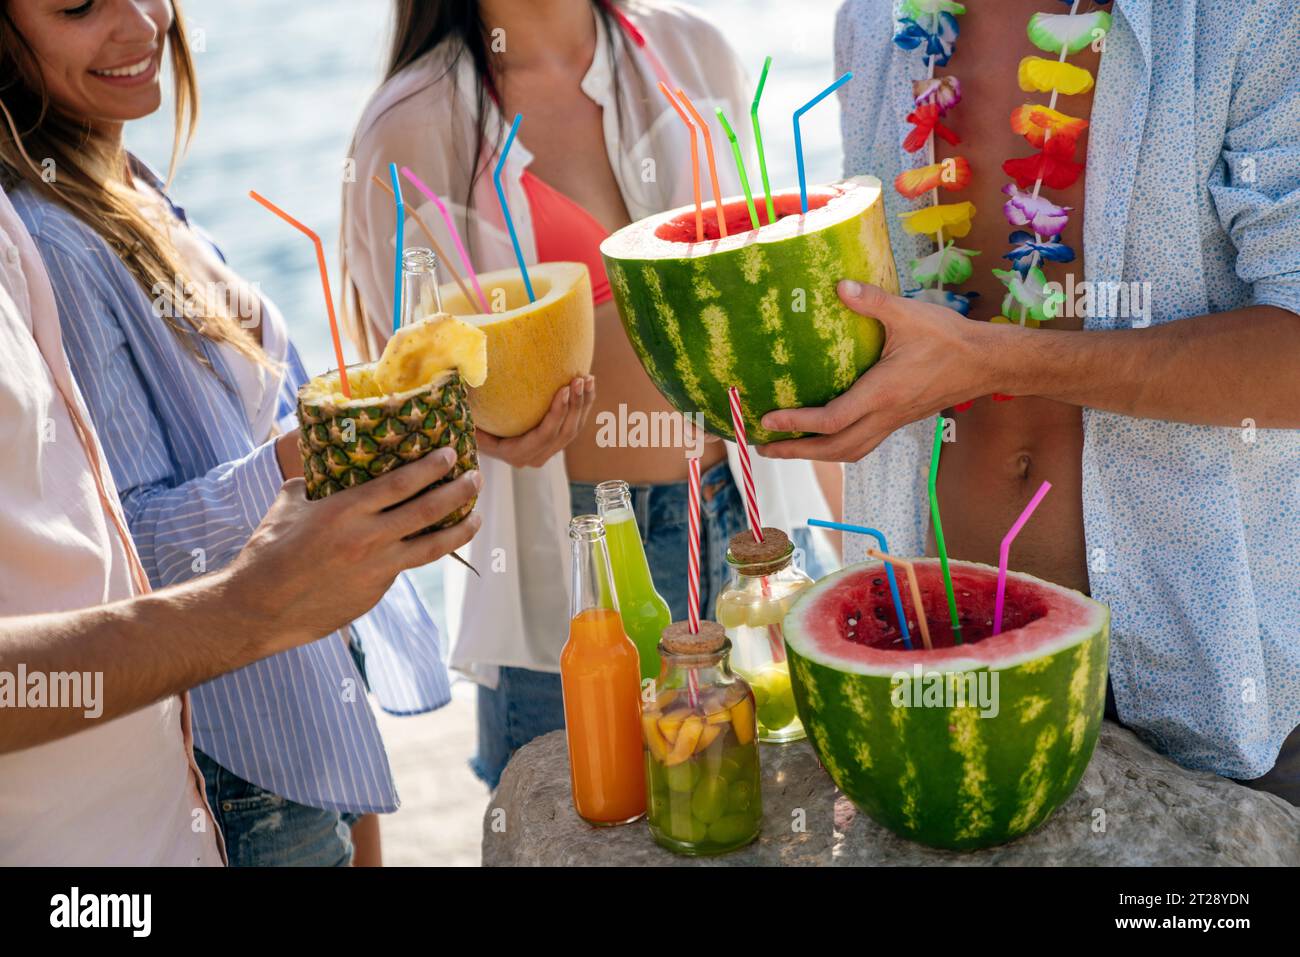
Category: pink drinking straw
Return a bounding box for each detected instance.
[399,166,491,313]
[727,386,764,543]
[686,455,702,707]
[993,481,1052,635]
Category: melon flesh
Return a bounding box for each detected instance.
[784,559,1110,850]
[438,261,594,437]
[600,176,898,443]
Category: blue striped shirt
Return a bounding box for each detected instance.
[10,166,451,813]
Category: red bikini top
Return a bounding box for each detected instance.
[521,169,613,306]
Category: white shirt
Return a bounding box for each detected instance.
[0,188,222,866]
[343,0,833,687]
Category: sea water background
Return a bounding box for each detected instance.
[130,0,847,633]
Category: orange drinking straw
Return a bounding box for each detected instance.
[675,88,728,239]
[248,190,350,398]
[658,83,703,243]
[369,175,476,309]
[867,548,933,651]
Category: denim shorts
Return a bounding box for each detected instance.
[195,750,356,867]
[473,459,755,789]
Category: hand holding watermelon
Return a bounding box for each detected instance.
[757,281,1001,462]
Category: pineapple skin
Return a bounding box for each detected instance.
[296,371,478,531]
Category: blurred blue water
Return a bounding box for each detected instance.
[128,0,845,626]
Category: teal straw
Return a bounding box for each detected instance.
[793,71,853,213]
[715,107,759,230]
[494,113,535,302]
[808,519,913,650]
[751,55,776,225]
[388,162,404,334]
[928,415,963,644]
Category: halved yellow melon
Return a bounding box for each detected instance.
[439,262,594,437]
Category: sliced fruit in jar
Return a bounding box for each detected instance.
[695,723,724,753]
[664,715,705,766]
[642,712,670,761]
[727,779,755,813]
[658,709,688,744]
[729,697,756,745]
[715,592,750,629]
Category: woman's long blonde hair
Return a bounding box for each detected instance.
[0,0,264,366]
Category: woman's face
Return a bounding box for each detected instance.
[8,0,173,129]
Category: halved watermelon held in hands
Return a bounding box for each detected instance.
[600,176,898,443]
[784,558,1109,850]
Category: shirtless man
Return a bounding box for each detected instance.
[760,0,1300,801]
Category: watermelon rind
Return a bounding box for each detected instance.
[784,558,1109,850]
[600,176,898,443]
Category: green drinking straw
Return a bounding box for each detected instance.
[928,414,963,644]
[751,55,776,225]
[715,107,759,231]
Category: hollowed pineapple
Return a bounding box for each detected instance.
[296,315,486,531]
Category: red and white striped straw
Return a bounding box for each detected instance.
[687,455,701,634]
[686,455,702,708]
[728,386,764,543]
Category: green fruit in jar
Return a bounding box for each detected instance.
[665,760,700,793]
[751,666,797,730]
[667,801,710,843]
[708,813,758,847]
[727,779,755,813]
[690,775,728,824]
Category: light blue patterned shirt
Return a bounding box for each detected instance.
[836,0,1300,778]
[10,165,452,813]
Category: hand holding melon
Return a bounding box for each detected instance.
[600,176,898,444]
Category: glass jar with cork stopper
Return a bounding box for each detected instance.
[640,621,762,856]
[714,528,814,743]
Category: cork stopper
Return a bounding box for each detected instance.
[726,528,793,576]
[660,620,727,657]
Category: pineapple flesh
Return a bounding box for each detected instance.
[376,313,488,393]
[296,315,485,530]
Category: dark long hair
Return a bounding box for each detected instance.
[385,0,628,226]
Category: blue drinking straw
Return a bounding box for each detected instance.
[793,71,853,214]
[388,162,404,334]
[807,518,913,650]
[494,113,535,303]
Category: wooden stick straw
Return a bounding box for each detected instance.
[675,89,728,238]
[751,55,777,225]
[400,167,491,312]
[658,83,704,242]
[928,414,963,644]
[867,548,932,651]
[248,191,350,397]
[370,176,475,310]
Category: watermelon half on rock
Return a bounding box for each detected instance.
[784,558,1109,850]
[600,176,898,443]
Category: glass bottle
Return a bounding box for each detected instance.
[560,515,646,826]
[714,528,814,743]
[642,620,762,856]
[399,247,443,329]
[595,480,672,686]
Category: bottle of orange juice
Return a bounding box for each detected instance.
[561,515,647,826]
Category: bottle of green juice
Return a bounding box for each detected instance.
[595,480,672,684]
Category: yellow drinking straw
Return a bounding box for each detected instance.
[867,548,933,651]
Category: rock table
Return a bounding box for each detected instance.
[482,722,1300,866]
